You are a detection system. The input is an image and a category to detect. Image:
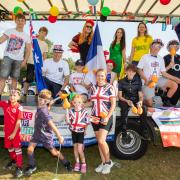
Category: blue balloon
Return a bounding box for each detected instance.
[171,17,180,27]
[87,0,99,6]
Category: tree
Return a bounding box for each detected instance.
[45,38,53,58]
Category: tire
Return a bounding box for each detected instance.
[110,119,148,160]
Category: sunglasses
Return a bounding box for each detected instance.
[86,25,92,29]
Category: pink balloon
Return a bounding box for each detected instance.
[48,15,57,23]
[160,0,171,5]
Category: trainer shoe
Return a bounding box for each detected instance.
[80,163,87,174]
[3,160,16,170]
[14,167,23,178]
[101,160,114,174]
[73,162,80,172]
[24,165,37,176]
[64,161,73,172]
[95,163,104,173]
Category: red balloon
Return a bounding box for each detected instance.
[160,0,171,5]
[48,15,57,23]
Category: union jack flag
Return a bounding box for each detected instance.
[90,84,116,117]
[69,109,89,133]
[29,17,46,92]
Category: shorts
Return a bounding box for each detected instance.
[26,64,35,83]
[142,77,168,100]
[91,116,113,132]
[30,136,54,149]
[72,131,84,144]
[0,56,22,79]
[4,135,21,149]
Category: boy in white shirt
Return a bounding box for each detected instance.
[0,14,31,99]
[138,39,180,107]
[69,59,89,102]
[42,45,70,103]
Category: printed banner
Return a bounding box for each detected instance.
[152,108,180,147]
[21,106,116,147]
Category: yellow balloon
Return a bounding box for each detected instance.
[49,6,59,16]
[17,0,24,2]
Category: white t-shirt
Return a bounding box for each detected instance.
[42,58,70,85]
[137,54,166,82]
[3,28,31,61]
[28,39,48,64]
[70,72,88,95]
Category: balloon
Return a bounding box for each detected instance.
[49,6,59,16]
[171,17,180,27]
[69,92,76,101]
[87,0,99,6]
[170,47,176,56]
[13,6,23,15]
[160,0,171,5]
[48,15,57,23]
[101,7,111,17]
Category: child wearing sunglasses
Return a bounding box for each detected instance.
[24,89,72,176]
[0,89,23,178]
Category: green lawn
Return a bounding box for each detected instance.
[0,139,180,180]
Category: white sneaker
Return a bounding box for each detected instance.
[101,160,114,174]
[95,163,104,173]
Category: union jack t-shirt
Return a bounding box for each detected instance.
[90,83,116,117]
[69,108,89,133]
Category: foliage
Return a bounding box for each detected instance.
[45,38,53,59]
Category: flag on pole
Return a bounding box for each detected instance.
[86,23,106,84]
[29,18,46,92]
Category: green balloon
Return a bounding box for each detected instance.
[13,6,23,15]
[69,92,76,101]
[101,6,111,17]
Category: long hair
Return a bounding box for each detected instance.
[111,28,126,52]
[79,23,94,45]
[136,22,150,39]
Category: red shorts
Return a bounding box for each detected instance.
[4,134,21,149]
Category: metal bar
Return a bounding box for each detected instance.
[169,4,180,14]
[123,0,131,13]
[47,0,53,7]
[74,0,79,12]
[23,1,30,10]
[135,0,146,14]
[61,0,68,12]
[146,0,158,15]
[0,3,8,11]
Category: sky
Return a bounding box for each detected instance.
[0,20,179,60]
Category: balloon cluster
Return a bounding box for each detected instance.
[48,6,59,23]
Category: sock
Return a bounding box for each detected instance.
[61,158,68,165]
[8,148,16,161]
[105,161,111,165]
[15,148,23,168]
[28,153,35,167]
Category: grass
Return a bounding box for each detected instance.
[0,139,180,180]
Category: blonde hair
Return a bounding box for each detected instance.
[39,89,52,100]
[96,68,107,76]
[71,94,84,104]
[79,23,94,45]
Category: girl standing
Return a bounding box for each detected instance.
[67,94,89,173]
[130,22,153,66]
[109,28,126,79]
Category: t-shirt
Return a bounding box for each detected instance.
[42,58,70,85]
[27,39,48,64]
[69,72,88,94]
[0,101,23,137]
[32,106,53,141]
[90,83,116,117]
[137,54,166,83]
[3,28,31,61]
[132,35,153,61]
[164,54,180,78]
[69,108,89,133]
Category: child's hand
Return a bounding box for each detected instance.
[8,132,16,140]
[101,117,109,125]
[58,136,64,145]
[137,101,143,107]
[127,100,133,106]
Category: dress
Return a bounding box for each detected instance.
[109,43,123,74]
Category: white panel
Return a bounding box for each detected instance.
[139,0,157,14]
[51,0,66,12]
[171,7,180,16]
[127,0,144,13]
[62,0,77,12]
[1,0,29,11]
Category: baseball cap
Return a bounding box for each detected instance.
[53,45,64,52]
[75,59,84,66]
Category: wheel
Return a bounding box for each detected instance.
[110,120,148,160]
[28,90,35,95]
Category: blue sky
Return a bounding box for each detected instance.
[0,20,179,60]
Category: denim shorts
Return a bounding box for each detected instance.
[0,56,22,79]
